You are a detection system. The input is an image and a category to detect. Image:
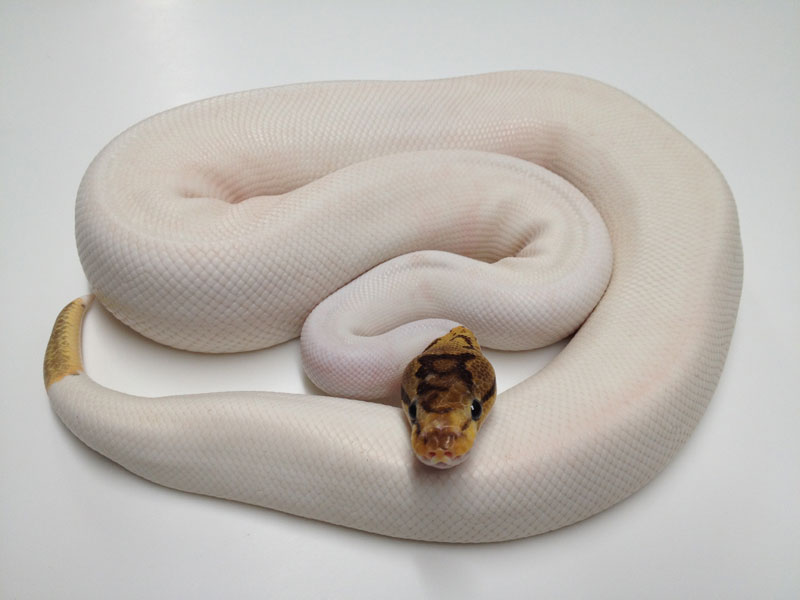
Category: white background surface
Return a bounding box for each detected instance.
[1,1,798,598]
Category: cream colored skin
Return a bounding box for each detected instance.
[42,300,495,469]
[43,72,742,543]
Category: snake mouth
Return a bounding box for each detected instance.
[414,448,471,469]
[411,422,476,469]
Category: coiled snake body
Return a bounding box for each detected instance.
[44,71,742,542]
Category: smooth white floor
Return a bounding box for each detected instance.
[1,2,798,598]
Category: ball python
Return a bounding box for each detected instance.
[43,71,742,543]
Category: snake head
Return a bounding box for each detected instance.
[400,327,497,469]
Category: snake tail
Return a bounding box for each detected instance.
[44,296,92,389]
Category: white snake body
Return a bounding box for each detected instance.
[45,71,742,542]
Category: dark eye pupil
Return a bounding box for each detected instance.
[471,400,482,420]
[408,401,417,422]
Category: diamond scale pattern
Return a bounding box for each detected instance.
[47,71,742,542]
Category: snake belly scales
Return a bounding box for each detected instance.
[43,71,742,543]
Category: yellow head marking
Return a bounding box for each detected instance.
[400,326,497,468]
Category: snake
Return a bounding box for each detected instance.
[43,71,742,543]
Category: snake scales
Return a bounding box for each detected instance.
[44,71,742,542]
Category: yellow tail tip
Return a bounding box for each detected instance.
[43,296,93,389]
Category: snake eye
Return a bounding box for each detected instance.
[471,399,482,421]
[408,401,417,423]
